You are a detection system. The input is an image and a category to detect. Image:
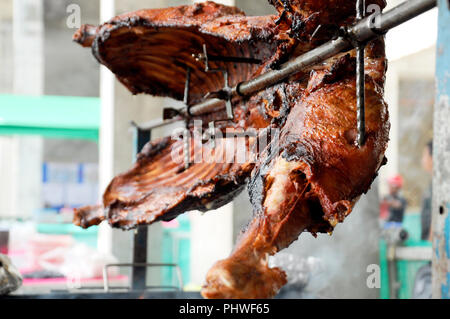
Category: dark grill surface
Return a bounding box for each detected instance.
[1,292,203,299]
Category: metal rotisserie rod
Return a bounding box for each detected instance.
[356,0,366,147]
[137,0,437,130]
[131,128,151,291]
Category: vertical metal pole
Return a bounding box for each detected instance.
[432,0,450,299]
[131,128,151,291]
[356,0,366,147]
[387,245,399,299]
[183,67,191,170]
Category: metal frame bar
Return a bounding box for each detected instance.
[356,0,366,147]
[200,44,234,120]
[432,0,450,299]
[131,127,152,291]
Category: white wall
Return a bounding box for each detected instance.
[379,1,438,197]
[0,136,43,219]
[13,0,44,95]
[385,0,437,61]
[0,0,44,220]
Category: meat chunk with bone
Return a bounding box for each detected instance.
[202,41,389,298]
[73,0,389,299]
[73,1,290,229]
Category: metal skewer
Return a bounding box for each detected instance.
[135,0,437,132]
[183,67,192,169]
[198,44,235,121]
[356,0,366,147]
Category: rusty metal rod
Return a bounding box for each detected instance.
[356,0,366,147]
[136,0,437,131]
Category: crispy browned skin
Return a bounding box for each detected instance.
[73,1,390,299]
[200,1,389,299]
[267,0,387,53]
[73,1,285,104]
[269,0,386,31]
[202,39,389,299]
[73,137,256,230]
[72,1,290,230]
[269,0,386,21]
[73,205,105,229]
[73,83,283,230]
[102,136,255,230]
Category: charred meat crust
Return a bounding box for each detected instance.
[100,135,255,230]
[201,36,388,299]
[73,205,105,229]
[107,178,248,231]
[74,2,283,103]
[247,42,388,230]
[268,0,387,31]
[91,17,280,102]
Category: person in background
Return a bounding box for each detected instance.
[421,140,433,242]
[382,175,407,227]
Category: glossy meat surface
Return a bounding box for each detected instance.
[73,2,287,230]
[104,136,255,230]
[73,205,105,229]
[73,1,282,104]
[268,0,386,46]
[202,40,389,299]
[268,0,386,27]
[73,84,281,230]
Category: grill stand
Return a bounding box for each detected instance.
[102,126,184,293]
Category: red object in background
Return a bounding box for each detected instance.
[380,201,389,220]
[0,229,9,255]
[388,174,404,188]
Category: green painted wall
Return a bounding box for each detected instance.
[0,95,100,141]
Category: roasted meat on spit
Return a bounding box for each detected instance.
[73,0,389,299]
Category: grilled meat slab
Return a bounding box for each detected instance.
[202,40,389,298]
[73,1,286,104]
[73,1,291,229]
